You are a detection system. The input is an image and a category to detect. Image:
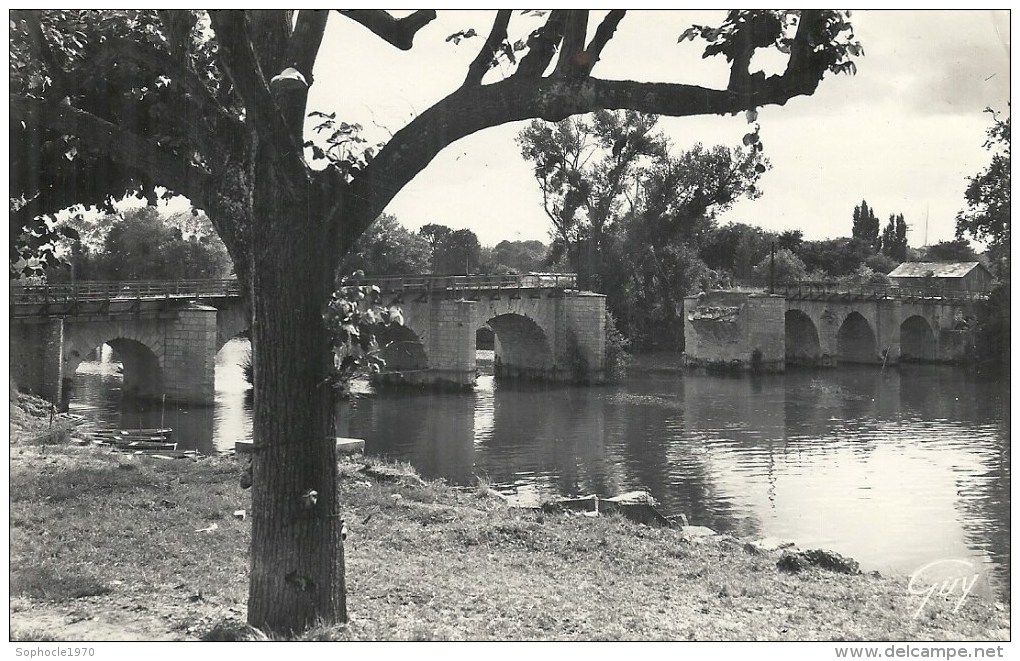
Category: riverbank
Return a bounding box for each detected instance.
[9,392,1009,641]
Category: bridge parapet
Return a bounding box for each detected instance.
[781,282,988,304]
[10,279,241,318]
[358,273,578,298]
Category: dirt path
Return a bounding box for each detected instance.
[10,595,245,642]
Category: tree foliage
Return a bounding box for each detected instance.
[486,239,548,273]
[797,237,875,278]
[753,247,808,287]
[339,213,430,276]
[700,222,775,283]
[957,109,1010,272]
[880,213,908,262]
[518,106,769,347]
[851,199,881,252]
[434,228,482,274]
[517,110,666,287]
[10,9,860,633]
[921,238,979,262]
[50,206,233,281]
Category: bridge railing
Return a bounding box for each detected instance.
[356,273,578,294]
[781,282,988,303]
[10,279,241,304]
[11,273,579,306]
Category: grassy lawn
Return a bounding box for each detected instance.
[8,393,1009,641]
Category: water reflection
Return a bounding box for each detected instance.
[67,339,254,454]
[67,343,1009,601]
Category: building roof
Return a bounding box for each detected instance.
[887,261,988,279]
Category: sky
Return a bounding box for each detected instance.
[302,9,1010,249]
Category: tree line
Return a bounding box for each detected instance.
[514,111,988,350]
[338,215,548,277]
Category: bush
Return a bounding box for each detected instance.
[240,348,253,387]
[605,312,632,382]
[970,282,1009,368]
[865,253,898,275]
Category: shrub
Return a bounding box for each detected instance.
[605,311,632,382]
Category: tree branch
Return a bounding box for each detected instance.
[10,93,212,207]
[334,68,828,257]
[514,10,566,78]
[552,10,588,77]
[278,9,329,136]
[287,10,329,84]
[157,10,197,65]
[248,10,293,77]
[208,11,265,120]
[784,10,828,95]
[462,9,512,88]
[338,10,437,50]
[583,10,626,76]
[208,11,307,177]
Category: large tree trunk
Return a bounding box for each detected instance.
[246,167,346,632]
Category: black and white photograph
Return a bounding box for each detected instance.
[8,7,1012,653]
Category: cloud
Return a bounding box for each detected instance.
[854,11,1010,117]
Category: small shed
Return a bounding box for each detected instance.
[887,261,993,294]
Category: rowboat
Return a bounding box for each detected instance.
[93,428,172,437]
[94,438,179,451]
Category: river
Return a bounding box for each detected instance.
[67,338,1010,601]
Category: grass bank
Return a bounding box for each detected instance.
[8,393,1009,641]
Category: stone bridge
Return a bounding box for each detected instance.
[10,280,249,405]
[10,274,607,405]
[683,284,984,371]
[358,274,606,388]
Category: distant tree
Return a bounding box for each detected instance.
[418,223,453,252]
[881,213,908,261]
[434,228,481,274]
[797,237,873,278]
[836,263,890,286]
[610,143,766,347]
[957,109,1010,276]
[701,222,775,283]
[699,223,743,274]
[340,213,431,276]
[864,252,898,275]
[488,239,548,273]
[852,199,881,251]
[753,247,807,287]
[612,240,713,349]
[58,206,232,281]
[777,229,803,252]
[922,238,979,262]
[518,110,667,289]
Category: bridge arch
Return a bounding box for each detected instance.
[785,309,822,365]
[486,312,555,380]
[372,322,429,377]
[66,335,164,400]
[900,315,936,362]
[215,302,251,353]
[836,311,878,364]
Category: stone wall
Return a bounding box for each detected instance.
[10,319,64,402]
[161,304,218,404]
[559,293,607,382]
[683,293,786,371]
